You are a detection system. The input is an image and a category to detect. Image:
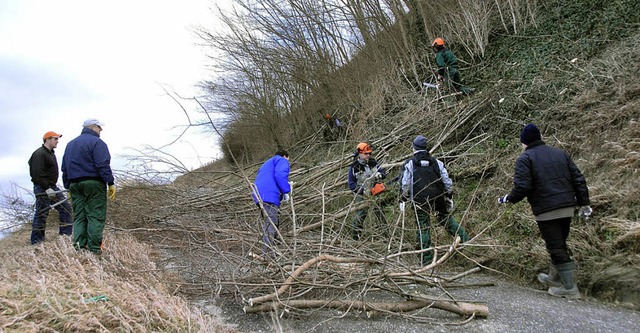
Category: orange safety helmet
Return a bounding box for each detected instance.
[432,37,445,47]
[324,113,331,120]
[356,142,373,154]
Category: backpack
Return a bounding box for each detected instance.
[411,156,444,202]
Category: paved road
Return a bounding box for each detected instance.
[213,272,640,333]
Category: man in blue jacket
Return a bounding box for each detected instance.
[498,124,592,299]
[252,149,291,259]
[61,119,116,254]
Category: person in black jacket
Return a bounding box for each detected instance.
[28,131,72,244]
[498,123,592,299]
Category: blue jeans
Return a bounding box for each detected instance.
[31,185,72,244]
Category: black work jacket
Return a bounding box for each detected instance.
[507,141,590,215]
[29,145,59,189]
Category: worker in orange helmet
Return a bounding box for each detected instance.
[432,37,474,96]
[347,142,386,240]
[322,113,343,141]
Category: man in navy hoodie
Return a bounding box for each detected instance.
[62,119,116,254]
[252,149,291,259]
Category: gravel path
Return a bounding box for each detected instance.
[206,272,640,333]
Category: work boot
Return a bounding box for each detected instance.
[537,264,562,287]
[548,261,581,299]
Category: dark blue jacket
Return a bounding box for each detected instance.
[253,155,291,206]
[507,141,590,215]
[348,157,385,195]
[61,127,114,189]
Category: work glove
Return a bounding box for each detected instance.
[445,197,454,213]
[497,195,509,204]
[399,201,406,213]
[578,206,593,220]
[282,193,290,203]
[107,185,117,200]
[45,188,56,199]
[374,172,383,180]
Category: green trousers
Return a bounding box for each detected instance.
[70,180,107,253]
[352,195,386,240]
[416,203,469,264]
[444,67,473,96]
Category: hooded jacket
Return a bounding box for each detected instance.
[61,127,114,189]
[253,154,291,206]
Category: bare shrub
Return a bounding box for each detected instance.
[0,231,237,332]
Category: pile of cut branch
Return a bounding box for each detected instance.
[115,97,497,324]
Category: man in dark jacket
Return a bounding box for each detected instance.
[400,135,469,265]
[28,131,72,244]
[432,37,473,96]
[498,123,592,299]
[62,119,116,254]
[348,142,386,240]
[252,149,291,259]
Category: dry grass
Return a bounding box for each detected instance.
[0,226,238,333]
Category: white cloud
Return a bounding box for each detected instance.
[0,0,230,201]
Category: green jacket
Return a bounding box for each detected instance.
[435,48,459,75]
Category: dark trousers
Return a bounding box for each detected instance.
[31,185,72,244]
[443,68,472,95]
[70,180,107,253]
[261,203,280,257]
[536,217,572,265]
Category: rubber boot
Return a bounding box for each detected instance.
[548,261,581,299]
[537,264,562,287]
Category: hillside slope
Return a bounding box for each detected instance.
[2,1,640,331]
[170,0,640,307]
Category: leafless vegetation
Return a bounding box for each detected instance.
[0,229,237,332]
[2,0,640,331]
[195,0,534,163]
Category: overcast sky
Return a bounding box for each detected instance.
[0,0,229,202]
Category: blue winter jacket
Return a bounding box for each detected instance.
[61,127,114,189]
[252,155,291,206]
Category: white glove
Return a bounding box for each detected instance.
[282,193,290,203]
[399,201,405,213]
[374,172,383,180]
[45,188,56,199]
[445,197,454,213]
[498,195,509,204]
[579,206,592,219]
